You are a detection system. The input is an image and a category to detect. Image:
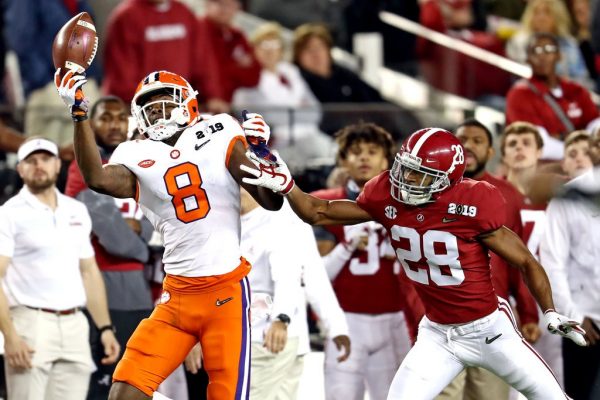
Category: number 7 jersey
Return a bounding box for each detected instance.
[357,172,507,324]
[109,114,245,277]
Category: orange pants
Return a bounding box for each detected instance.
[113,260,252,399]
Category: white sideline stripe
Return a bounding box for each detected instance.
[410,128,443,156]
[379,11,532,79]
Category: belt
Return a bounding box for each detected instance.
[25,306,81,315]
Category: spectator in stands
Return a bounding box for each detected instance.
[293,23,382,104]
[501,121,566,386]
[311,122,421,400]
[540,127,600,400]
[506,0,590,85]
[196,0,261,110]
[505,33,600,160]
[436,119,540,400]
[102,0,226,113]
[239,187,304,399]
[562,129,593,178]
[3,0,101,145]
[64,97,154,400]
[0,122,74,159]
[0,138,120,399]
[568,0,598,85]
[292,23,420,138]
[418,0,512,100]
[233,22,333,170]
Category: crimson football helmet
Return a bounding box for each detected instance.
[131,71,200,141]
[390,128,466,205]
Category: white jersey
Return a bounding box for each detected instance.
[110,114,245,277]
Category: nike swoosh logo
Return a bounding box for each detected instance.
[485,333,502,344]
[195,141,210,151]
[216,297,233,307]
[442,217,458,223]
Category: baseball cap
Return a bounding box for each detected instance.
[17,138,59,162]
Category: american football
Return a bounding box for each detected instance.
[52,12,98,75]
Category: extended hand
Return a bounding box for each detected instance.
[5,333,34,369]
[184,343,203,374]
[544,310,587,346]
[332,335,351,362]
[264,321,288,354]
[54,68,89,120]
[241,111,276,164]
[240,151,295,195]
[100,329,121,365]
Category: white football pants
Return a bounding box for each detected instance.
[387,298,568,400]
[325,311,412,400]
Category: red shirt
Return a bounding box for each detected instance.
[506,76,599,139]
[312,187,405,315]
[358,174,503,324]
[102,0,221,103]
[479,173,538,325]
[196,17,260,102]
[65,160,144,272]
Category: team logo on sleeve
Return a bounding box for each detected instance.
[384,205,397,219]
[447,203,477,217]
[138,159,155,168]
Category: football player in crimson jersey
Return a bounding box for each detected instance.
[312,122,423,400]
[241,125,587,399]
[55,69,283,400]
[433,119,542,400]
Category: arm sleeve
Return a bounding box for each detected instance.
[77,189,149,263]
[321,243,353,280]
[473,183,506,236]
[539,199,583,322]
[301,225,349,338]
[78,206,95,259]
[269,249,301,318]
[0,208,15,257]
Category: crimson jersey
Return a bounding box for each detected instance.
[357,173,506,324]
[313,187,404,314]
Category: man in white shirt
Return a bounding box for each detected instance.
[540,129,600,400]
[240,189,350,400]
[0,138,120,400]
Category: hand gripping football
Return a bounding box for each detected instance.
[52,12,98,75]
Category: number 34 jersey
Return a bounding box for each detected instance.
[357,172,507,325]
[109,114,245,277]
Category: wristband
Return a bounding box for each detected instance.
[98,324,116,335]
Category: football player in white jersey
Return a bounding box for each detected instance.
[55,69,283,400]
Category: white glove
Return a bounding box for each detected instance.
[240,151,295,195]
[343,223,370,252]
[544,309,587,346]
[241,111,276,163]
[54,68,89,119]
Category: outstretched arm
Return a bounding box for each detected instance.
[56,69,136,198]
[480,226,586,346]
[287,186,372,226]
[73,119,136,198]
[481,226,553,311]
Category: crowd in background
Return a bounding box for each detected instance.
[0,0,599,399]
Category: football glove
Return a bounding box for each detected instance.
[544,309,587,346]
[241,110,277,164]
[240,151,295,195]
[54,68,89,121]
